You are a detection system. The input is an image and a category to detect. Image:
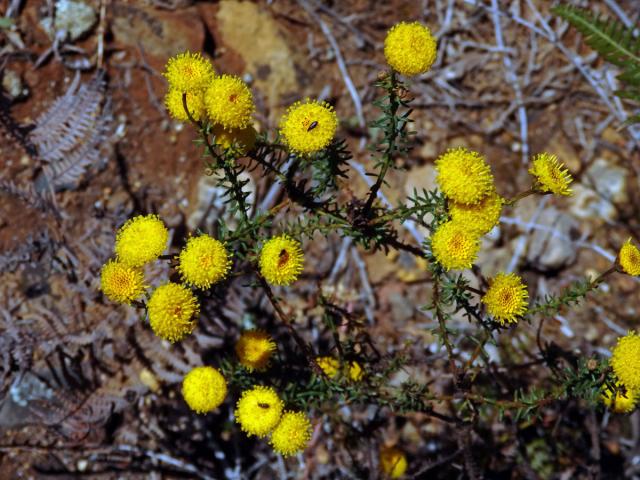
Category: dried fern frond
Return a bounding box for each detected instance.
[29,71,114,190]
[0,178,59,218]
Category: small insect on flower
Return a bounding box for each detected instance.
[165,88,206,122]
[316,356,340,378]
[235,330,276,372]
[449,190,504,236]
[235,386,284,437]
[601,382,638,414]
[481,273,529,325]
[384,21,437,76]
[147,283,199,343]
[163,51,215,94]
[259,235,305,286]
[115,214,169,267]
[182,366,227,414]
[204,75,254,129]
[177,234,232,289]
[269,411,313,457]
[211,124,257,156]
[431,220,481,271]
[379,445,408,479]
[528,152,573,196]
[435,147,494,205]
[610,331,640,390]
[100,260,146,304]
[279,99,338,155]
[618,238,640,276]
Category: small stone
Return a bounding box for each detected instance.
[2,70,28,101]
[526,207,579,272]
[40,0,97,42]
[569,158,627,223]
[77,459,88,472]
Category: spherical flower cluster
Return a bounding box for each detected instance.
[431,220,480,271]
[212,124,257,156]
[182,366,227,414]
[235,330,276,372]
[619,238,640,276]
[100,260,146,304]
[235,386,284,437]
[115,215,169,267]
[481,273,529,325]
[165,88,206,122]
[177,235,232,289]
[449,190,504,235]
[259,235,305,286]
[435,147,494,205]
[601,382,638,414]
[204,75,254,129]
[279,99,338,155]
[384,22,437,76]
[316,356,340,378]
[163,51,215,93]
[147,282,199,342]
[269,411,313,457]
[379,446,408,479]
[349,361,364,382]
[610,332,640,390]
[528,152,573,196]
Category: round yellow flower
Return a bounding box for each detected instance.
[163,51,214,93]
[528,152,573,196]
[349,361,364,381]
[234,386,284,437]
[601,382,638,414]
[384,22,437,76]
[177,235,232,289]
[235,330,276,372]
[147,283,199,342]
[449,190,504,235]
[380,446,408,479]
[481,272,528,325]
[115,214,169,267]
[100,259,146,304]
[435,147,494,205]
[204,75,254,129]
[431,220,480,271]
[212,124,257,155]
[610,332,640,390]
[619,238,640,276]
[182,366,227,414]
[316,356,339,378]
[269,411,312,457]
[165,87,206,122]
[259,235,305,286]
[279,99,338,155]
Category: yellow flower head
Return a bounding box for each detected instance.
[235,330,276,372]
[163,51,215,93]
[270,411,313,457]
[115,214,169,267]
[259,235,305,286]
[182,366,227,414]
[165,87,206,122]
[212,124,257,156]
[431,220,480,271]
[177,234,232,289]
[610,332,640,390]
[279,99,338,155]
[204,75,254,129]
[349,361,364,382]
[147,283,199,342]
[449,190,504,235]
[384,22,437,76]
[435,147,494,205]
[619,238,640,276]
[528,152,573,196]
[100,259,146,304]
[481,272,529,325]
[380,446,408,479]
[601,382,638,414]
[316,356,340,378]
[235,386,284,437]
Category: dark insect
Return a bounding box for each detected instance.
[278,249,289,267]
[307,121,318,132]
[258,403,270,409]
